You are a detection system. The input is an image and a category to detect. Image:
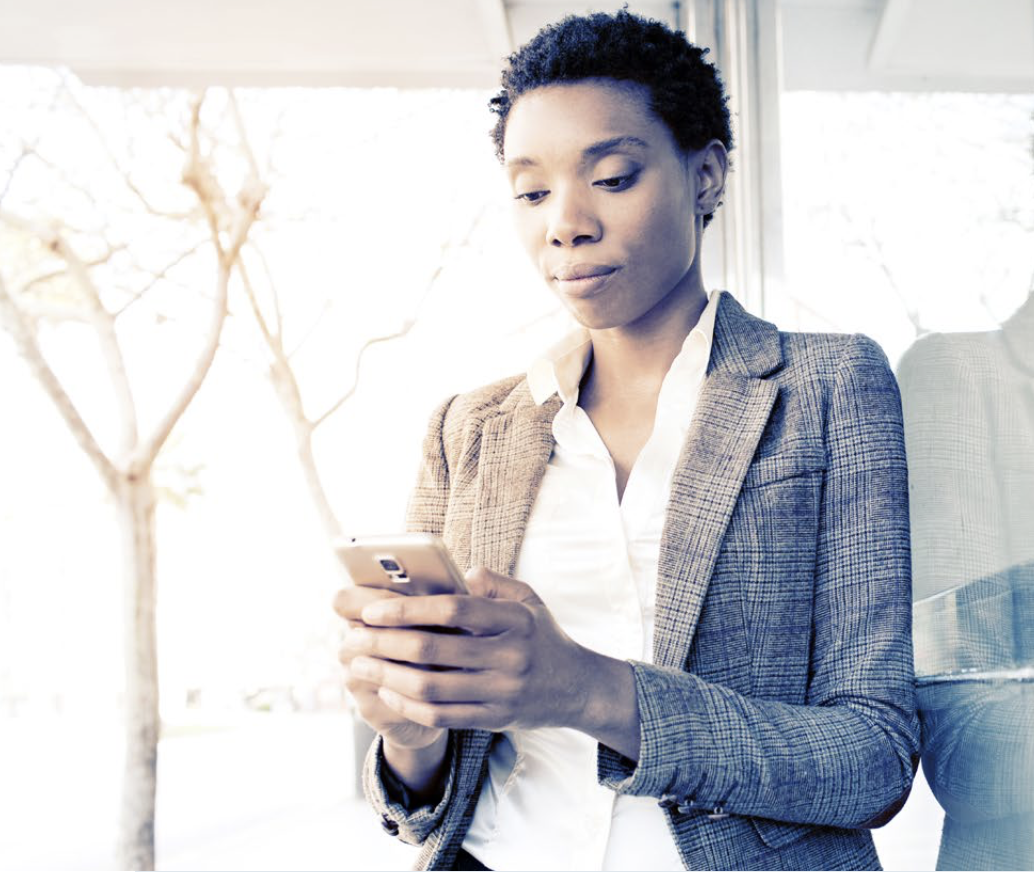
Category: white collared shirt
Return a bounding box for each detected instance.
[462,290,722,871]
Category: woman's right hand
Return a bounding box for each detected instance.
[333,584,447,752]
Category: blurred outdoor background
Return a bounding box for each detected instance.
[1,1,1032,870]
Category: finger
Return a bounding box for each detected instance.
[339,625,379,662]
[361,594,532,636]
[339,627,399,664]
[342,626,499,669]
[353,657,510,704]
[464,567,545,606]
[343,674,408,726]
[339,640,366,667]
[377,688,502,731]
[331,585,401,620]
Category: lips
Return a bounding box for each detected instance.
[554,263,618,281]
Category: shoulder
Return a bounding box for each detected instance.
[432,373,531,451]
[765,331,904,448]
[780,329,888,367]
[711,291,890,385]
[775,330,895,391]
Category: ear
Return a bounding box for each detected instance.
[693,140,729,217]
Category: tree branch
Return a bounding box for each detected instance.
[236,252,344,542]
[131,92,266,473]
[237,254,350,543]
[237,255,283,358]
[112,238,209,318]
[129,256,231,473]
[228,91,261,184]
[244,240,283,339]
[52,233,139,453]
[2,82,63,210]
[310,326,412,431]
[57,71,194,221]
[181,92,223,254]
[0,272,118,491]
[20,247,124,296]
[309,203,489,430]
[0,147,31,209]
[2,209,140,453]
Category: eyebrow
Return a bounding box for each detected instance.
[505,135,650,169]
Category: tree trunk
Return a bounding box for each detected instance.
[114,476,159,871]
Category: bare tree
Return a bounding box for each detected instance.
[0,80,265,869]
[234,203,488,787]
[238,207,483,534]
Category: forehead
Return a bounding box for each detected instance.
[503,78,674,164]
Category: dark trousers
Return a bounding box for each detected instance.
[452,847,491,870]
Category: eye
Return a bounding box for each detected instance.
[594,172,637,191]
[514,190,548,204]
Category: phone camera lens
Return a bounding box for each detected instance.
[378,558,401,573]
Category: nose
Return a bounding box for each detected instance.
[546,185,601,247]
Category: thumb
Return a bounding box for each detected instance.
[465,566,544,606]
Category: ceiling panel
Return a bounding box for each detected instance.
[1,0,1031,92]
[870,0,1034,79]
[782,0,1034,92]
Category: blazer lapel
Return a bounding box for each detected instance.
[470,390,562,577]
[653,293,783,669]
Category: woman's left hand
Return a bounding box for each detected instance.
[343,566,619,736]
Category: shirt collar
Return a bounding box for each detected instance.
[527,290,723,407]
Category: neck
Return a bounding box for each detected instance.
[580,265,709,405]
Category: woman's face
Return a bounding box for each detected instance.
[502,78,709,331]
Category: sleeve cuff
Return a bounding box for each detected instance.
[596,660,708,798]
[363,731,459,844]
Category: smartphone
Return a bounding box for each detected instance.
[336,533,469,596]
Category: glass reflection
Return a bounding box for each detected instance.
[900,292,1034,870]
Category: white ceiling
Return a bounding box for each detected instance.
[782,0,1034,92]
[0,0,676,88]
[0,0,1031,92]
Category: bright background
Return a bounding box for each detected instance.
[1,4,1032,869]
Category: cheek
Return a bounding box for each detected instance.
[625,193,696,277]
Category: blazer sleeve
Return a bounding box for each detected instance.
[596,334,921,830]
[361,395,465,845]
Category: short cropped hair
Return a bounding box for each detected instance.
[489,9,734,166]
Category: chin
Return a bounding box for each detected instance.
[564,302,629,331]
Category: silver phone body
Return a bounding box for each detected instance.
[337,533,469,596]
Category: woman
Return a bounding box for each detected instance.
[334,11,919,871]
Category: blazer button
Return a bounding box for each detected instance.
[706,807,729,821]
[381,814,400,836]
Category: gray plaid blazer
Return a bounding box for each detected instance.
[364,292,920,871]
